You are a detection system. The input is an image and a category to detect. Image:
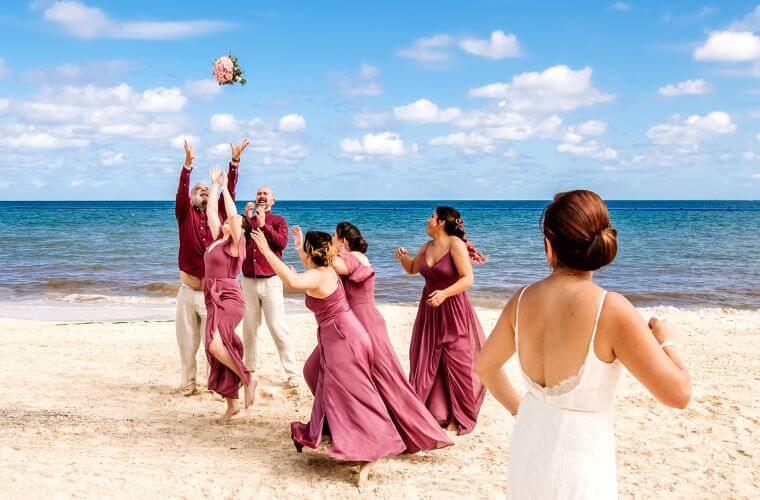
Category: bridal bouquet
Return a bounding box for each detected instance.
[213,54,246,85]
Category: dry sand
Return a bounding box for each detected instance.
[0,305,757,498]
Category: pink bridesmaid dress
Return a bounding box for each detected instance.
[339,250,452,451]
[203,237,250,398]
[409,246,486,435]
[291,279,407,461]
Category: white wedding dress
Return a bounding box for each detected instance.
[507,287,623,499]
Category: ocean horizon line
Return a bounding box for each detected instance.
[2,198,759,202]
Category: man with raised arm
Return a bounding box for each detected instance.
[241,186,301,388]
[175,138,249,396]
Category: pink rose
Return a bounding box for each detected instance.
[213,56,234,84]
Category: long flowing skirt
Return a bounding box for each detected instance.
[293,310,406,461]
[204,279,249,399]
[409,289,486,435]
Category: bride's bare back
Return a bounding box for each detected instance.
[515,276,615,390]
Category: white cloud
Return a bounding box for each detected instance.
[184,79,222,99]
[646,111,737,145]
[101,150,125,166]
[481,115,562,141]
[694,31,760,61]
[575,120,608,135]
[58,83,133,106]
[207,143,230,158]
[454,109,531,128]
[469,65,614,112]
[428,132,495,154]
[557,140,618,161]
[278,113,306,133]
[44,1,110,39]
[100,121,180,140]
[0,127,89,150]
[210,113,239,132]
[393,99,461,123]
[610,2,631,11]
[171,135,200,149]
[22,60,140,85]
[459,30,521,59]
[339,63,383,97]
[729,5,760,31]
[559,120,607,145]
[658,79,713,97]
[204,116,309,165]
[562,130,584,144]
[70,179,85,187]
[340,131,416,161]
[397,34,456,63]
[354,110,391,128]
[43,1,233,40]
[10,83,190,143]
[0,99,10,113]
[136,87,187,113]
[0,59,8,79]
[115,20,233,40]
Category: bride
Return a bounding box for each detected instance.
[475,190,691,498]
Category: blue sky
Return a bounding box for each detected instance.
[0,1,758,200]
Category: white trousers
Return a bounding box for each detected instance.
[175,283,207,387]
[241,276,300,379]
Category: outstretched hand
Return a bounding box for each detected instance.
[231,139,250,162]
[183,140,194,169]
[210,165,225,186]
[292,225,303,249]
[395,247,409,261]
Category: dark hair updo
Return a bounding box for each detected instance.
[541,190,618,271]
[303,230,337,267]
[435,206,487,264]
[335,221,368,253]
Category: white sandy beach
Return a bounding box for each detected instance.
[0,304,757,499]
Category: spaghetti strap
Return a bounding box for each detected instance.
[589,290,608,347]
[514,285,530,348]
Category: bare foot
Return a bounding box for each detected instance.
[446,420,458,434]
[181,381,197,397]
[244,378,257,409]
[216,400,240,425]
[358,460,376,490]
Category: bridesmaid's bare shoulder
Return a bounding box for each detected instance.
[450,237,468,252]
